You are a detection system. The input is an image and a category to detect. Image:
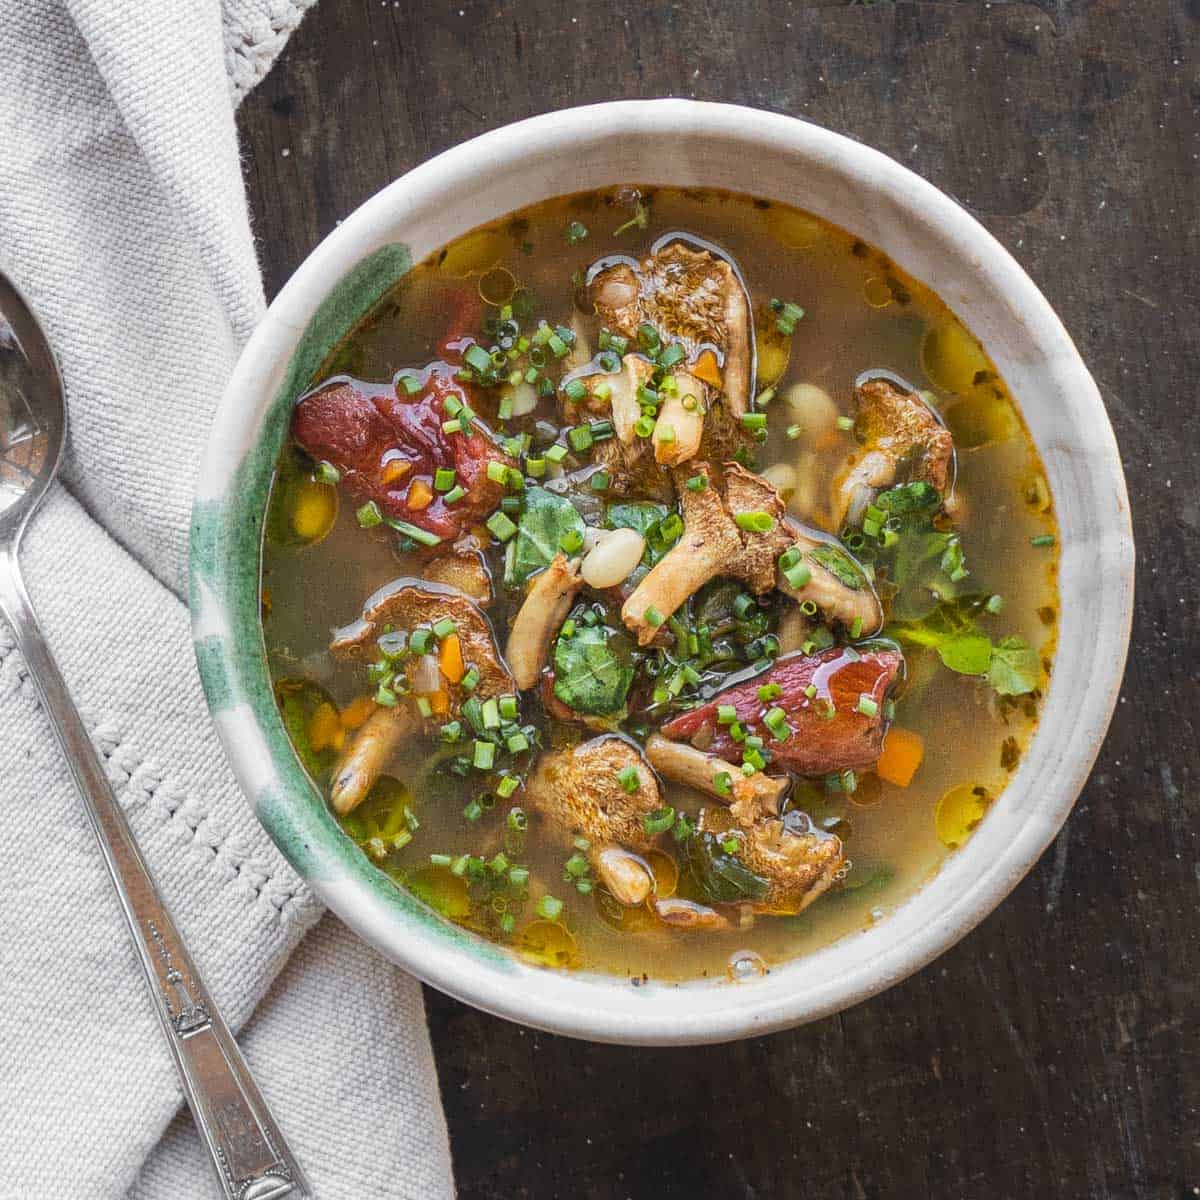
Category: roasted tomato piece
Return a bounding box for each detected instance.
[660,646,903,776]
[292,367,512,541]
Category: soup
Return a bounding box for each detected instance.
[262,187,1058,982]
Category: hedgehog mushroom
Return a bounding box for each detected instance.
[832,376,955,528]
[328,580,513,814]
[621,462,882,646]
[525,736,665,906]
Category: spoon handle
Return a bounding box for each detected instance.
[0,546,309,1200]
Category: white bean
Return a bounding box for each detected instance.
[580,528,646,589]
[762,462,798,500]
[784,382,839,446]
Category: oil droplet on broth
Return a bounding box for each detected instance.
[727,950,768,982]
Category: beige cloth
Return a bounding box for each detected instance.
[0,2,454,1196]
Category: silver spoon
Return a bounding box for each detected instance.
[0,270,309,1200]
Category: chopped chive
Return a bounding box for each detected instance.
[441,418,462,435]
[525,457,546,478]
[740,413,768,432]
[742,747,766,771]
[565,220,589,244]
[506,731,529,754]
[440,720,462,743]
[568,425,594,453]
[434,467,456,492]
[643,605,665,628]
[564,852,590,879]
[685,474,707,492]
[1031,534,1055,547]
[783,562,812,590]
[545,444,568,464]
[496,774,520,799]
[374,684,397,707]
[559,528,584,554]
[641,806,676,835]
[396,374,423,396]
[764,706,790,740]
[590,470,611,491]
[356,501,383,528]
[473,740,496,770]
[487,460,509,485]
[717,705,738,725]
[443,484,467,505]
[985,594,1004,614]
[314,460,341,485]
[463,344,492,373]
[634,415,655,438]
[564,377,588,402]
[433,617,457,640]
[499,695,519,720]
[463,799,484,822]
[713,771,733,797]
[386,519,442,547]
[755,387,776,407]
[507,807,528,832]
[849,616,864,639]
[486,511,518,542]
[416,696,433,718]
[857,694,879,718]
[480,697,501,729]
[804,684,818,700]
[460,666,480,693]
[655,423,676,444]
[734,510,776,533]
[409,628,433,655]
[617,765,640,794]
[757,683,782,702]
[508,865,530,886]
[430,853,453,868]
[837,415,855,431]
[786,423,802,440]
[537,895,564,921]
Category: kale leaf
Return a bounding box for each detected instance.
[504,487,585,588]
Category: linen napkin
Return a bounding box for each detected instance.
[0,2,453,1197]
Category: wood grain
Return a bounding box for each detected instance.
[238,2,1199,1196]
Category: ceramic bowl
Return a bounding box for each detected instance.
[191,100,1134,1044]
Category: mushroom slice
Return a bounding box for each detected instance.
[714,810,844,916]
[652,897,731,930]
[505,554,585,690]
[644,735,788,826]
[328,580,513,812]
[832,376,955,528]
[420,539,493,605]
[330,705,419,815]
[621,461,881,645]
[525,736,663,905]
[590,240,753,416]
[621,463,742,645]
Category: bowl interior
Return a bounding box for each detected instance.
[191,101,1133,1044]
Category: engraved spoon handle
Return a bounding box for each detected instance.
[0,542,308,1200]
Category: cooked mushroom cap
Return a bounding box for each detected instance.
[712,811,844,914]
[330,578,513,704]
[832,377,955,527]
[525,736,661,854]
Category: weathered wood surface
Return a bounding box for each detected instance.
[238,2,1198,1196]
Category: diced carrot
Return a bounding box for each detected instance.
[339,694,377,730]
[381,458,412,485]
[692,348,723,388]
[308,702,343,753]
[406,478,434,510]
[876,726,924,787]
[429,690,450,716]
[439,634,466,684]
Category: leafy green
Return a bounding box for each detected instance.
[687,832,770,903]
[552,626,633,715]
[807,543,865,591]
[987,636,1041,696]
[891,597,1039,695]
[876,482,940,514]
[504,487,585,588]
[605,501,671,567]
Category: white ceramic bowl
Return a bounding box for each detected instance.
[191,100,1134,1044]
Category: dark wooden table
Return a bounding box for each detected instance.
[238,3,1198,1196]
